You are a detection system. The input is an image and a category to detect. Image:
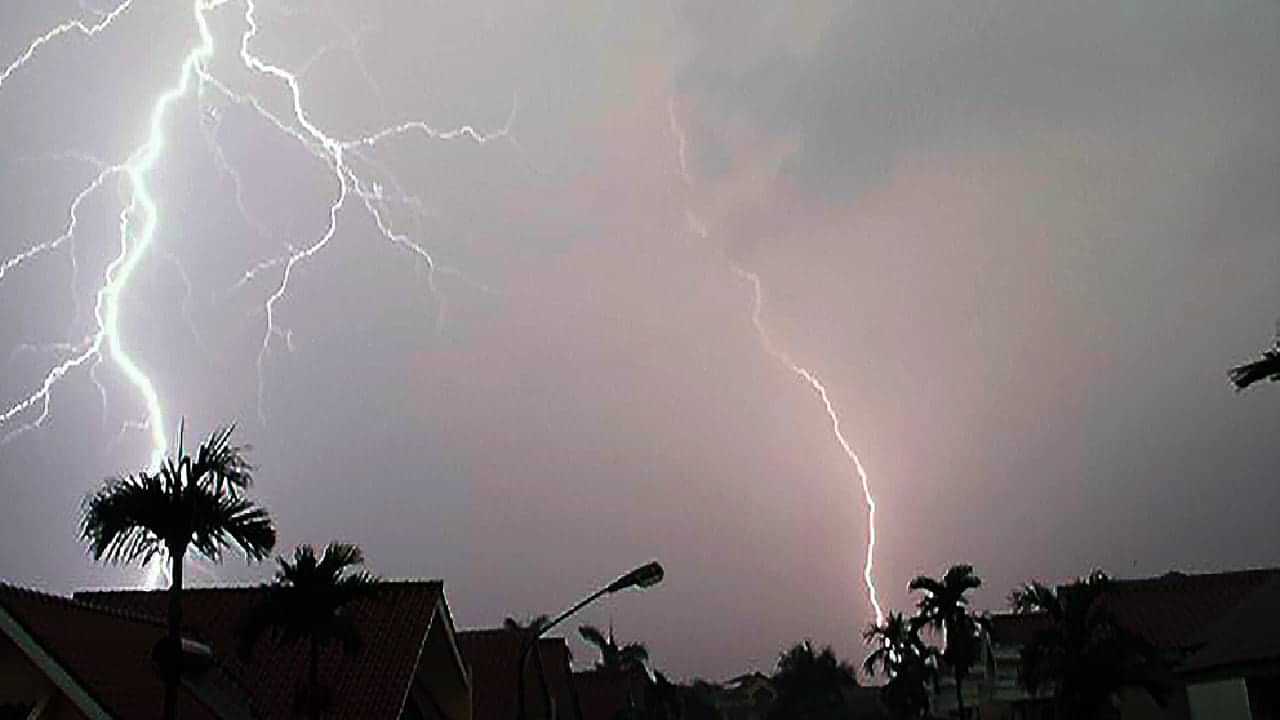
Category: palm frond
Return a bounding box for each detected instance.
[187,491,276,562]
[316,542,365,577]
[579,624,608,650]
[1009,581,1058,616]
[192,424,254,492]
[907,576,945,595]
[81,472,175,563]
[1230,330,1280,392]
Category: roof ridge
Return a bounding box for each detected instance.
[77,577,444,595]
[1111,567,1280,587]
[2,581,169,629]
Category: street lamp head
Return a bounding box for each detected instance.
[607,561,664,593]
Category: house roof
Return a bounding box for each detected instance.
[78,580,449,720]
[1098,569,1280,652]
[1182,576,1280,674]
[573,668,646,720]
[455,628,578,720]
[0,583,240,720]
[987,612,1053,647]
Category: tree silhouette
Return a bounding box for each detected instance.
[768,641,858,720]
[1010,571,1169,717]
[863,612,937,719]
[505,615,554,719]
[240,543,379,719]
[578,624,649,673]
[909,564,987,719]
[81,423,275,720]
[1229,331,1280,391]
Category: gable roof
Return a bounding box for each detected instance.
[0,583,240,720]
[1182,576,1280,674]
[573,668,647,720]
[1098,569,1280,652]
[987,612,1053,647]
[78,580,450,720]
[455,628,579,720]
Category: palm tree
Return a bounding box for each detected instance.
[239,543,380,719]
[505,615,554,719]
[81,423,276,720]
[768,641,858,720]
[578,624,650,674]
[1229,333,1280,390]
[863,612,937,719]
[909,564,987,719]
[1009,571,1169,718]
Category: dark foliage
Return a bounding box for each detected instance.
[1009,571,1171,717]
[240,542,379,718]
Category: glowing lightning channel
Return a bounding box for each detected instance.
[736,268,883,626]
[222,0,513,423]
[0,0,135,92]
[667,98,884,626]
[1,0,220,471]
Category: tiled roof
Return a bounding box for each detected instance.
[0,583,234,720]
[987,612,1053,647]
[455,628,578,720]
[572,669,646,720]
[78,580,446,720]
[1182,576,1280,673]
[1098,569,1280,651]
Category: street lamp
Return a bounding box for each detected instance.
[515,561,664,720]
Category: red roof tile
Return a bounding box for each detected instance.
[0,583,231,720]
[456,628,578,720]
[1182,576,1280,673]
[573,669,647,720]
[78,581,446,720]
[987,612,1054,647]
[1098,569,1280,651]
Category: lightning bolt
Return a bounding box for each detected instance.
[0,0,135,93]
[668,98,885,626]
[0,0,221,460]
[3,0,513,479]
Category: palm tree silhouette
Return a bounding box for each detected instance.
[909,564,987,719]
[240,543,380,719]
[505,615,555,719]
[1230,332,1280,390]
[768,641,858,720]
[81,422,276,720]
[1010,571,1169,717]
[578,624,649,673]
[863,612,937,719]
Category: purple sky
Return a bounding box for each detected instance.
[2,0,1279,679]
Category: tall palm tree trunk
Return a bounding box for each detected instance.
[534,644,554,719]
[310,637,321,720]
[164,550,184,720]
[517,643,530,720]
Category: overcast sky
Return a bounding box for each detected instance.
[2,0,1279,679]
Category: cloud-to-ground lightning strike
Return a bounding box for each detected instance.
[667,98,885,626]
[2,0,510,587]
[0,0,221,461]
[2,1,512,454]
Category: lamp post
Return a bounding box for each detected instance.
[515,561,664,720]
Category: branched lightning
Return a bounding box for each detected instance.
[0,0,134,92]
[226,0,513,423]
[0,0,222,466]
[2,0,514,455]
[668,98,885,626]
